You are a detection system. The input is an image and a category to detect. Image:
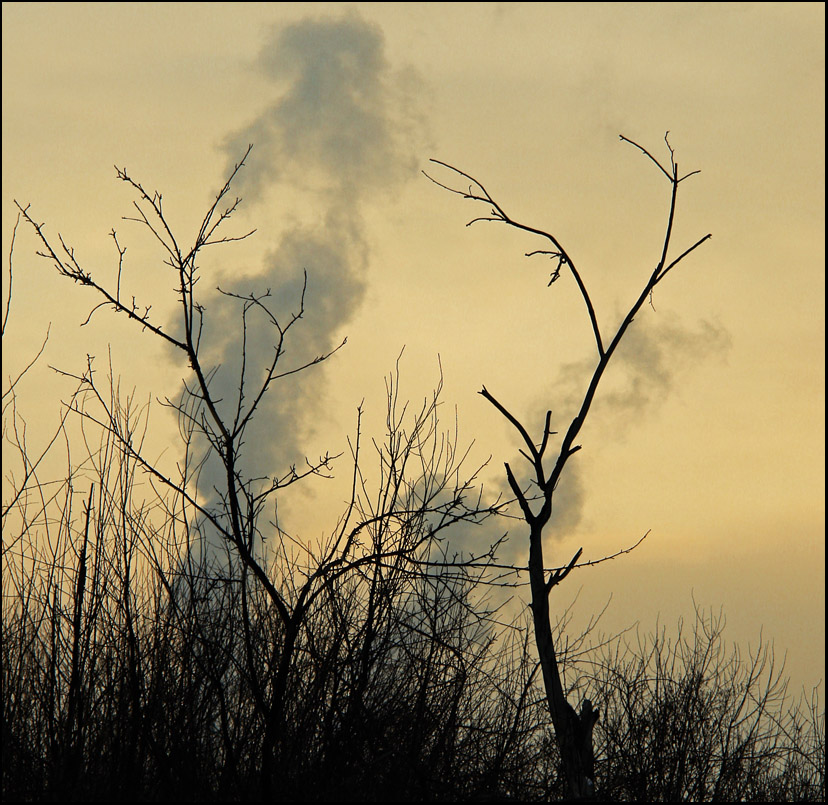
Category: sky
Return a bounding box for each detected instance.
[2,2,824,694]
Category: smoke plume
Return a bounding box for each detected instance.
[488,310,731,566]
[189,12,422,521]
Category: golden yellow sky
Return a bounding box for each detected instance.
[3,3,824,691]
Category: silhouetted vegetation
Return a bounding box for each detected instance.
[3,145,823,802]
[4,509,823,802]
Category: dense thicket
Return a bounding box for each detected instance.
[3,475,823,802]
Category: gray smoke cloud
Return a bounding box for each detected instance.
[186,12,422,525]
[485,310,731,568]
[563,311,732,427]
[224,12,419,204]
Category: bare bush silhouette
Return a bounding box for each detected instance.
[585,604,825,802]
[4,151,516,801]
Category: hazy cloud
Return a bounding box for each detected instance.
[484,311,731,556]
[187,12,423,518]
[590,312,732,424]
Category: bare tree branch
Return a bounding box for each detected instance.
[432,133,712,800]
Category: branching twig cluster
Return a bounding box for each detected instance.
[9,145,512,800]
